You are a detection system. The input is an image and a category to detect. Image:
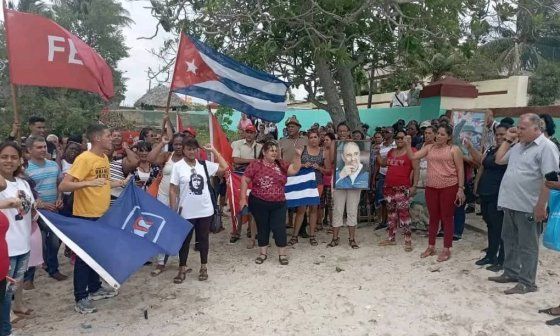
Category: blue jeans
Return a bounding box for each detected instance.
[41,223,61,276]
[73,216,101,302]
[374,174,386,208]
[2,252,30,336]
[454,203,466,238]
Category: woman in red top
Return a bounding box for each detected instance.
[239,141,302,265]
[377,131,419,251]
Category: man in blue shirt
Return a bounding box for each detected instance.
[23,136,68,289]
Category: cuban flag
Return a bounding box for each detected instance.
[285,167,321,208]
[39,183,193,288]
[170,34,288,123]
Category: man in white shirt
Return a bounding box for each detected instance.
[390,87,408,108]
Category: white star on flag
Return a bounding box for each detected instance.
[186,59,198,74]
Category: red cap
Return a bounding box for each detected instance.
[245,125,256,133]
[184,127,197,137]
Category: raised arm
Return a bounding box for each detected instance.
[464,139,482,166]
[204,144,229,176]
[287,147,302,176]
[404,135,430,160]
[147,137,169,165]
[495,127,517,165]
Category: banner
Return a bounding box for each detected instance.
[4,9,114,100]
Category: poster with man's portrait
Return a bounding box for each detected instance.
[451,110,488,154]
[334,140,371,190]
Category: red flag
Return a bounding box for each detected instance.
[210,112,233,165]
[4,9,114,100]
[176,114,185,133]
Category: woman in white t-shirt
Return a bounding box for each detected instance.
[169,138,228,283]
[0,142,35,336]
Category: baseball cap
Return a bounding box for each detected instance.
[420,121,431,129]
[245,125,256,133]
[183,127,197,137]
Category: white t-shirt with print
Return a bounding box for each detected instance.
[0,178,35,256]
[170,160,219,220]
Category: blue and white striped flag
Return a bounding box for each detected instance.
[171,34,288,123]
[285,167,320,208]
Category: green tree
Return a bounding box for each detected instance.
[528,62,560,106]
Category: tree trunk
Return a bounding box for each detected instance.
[315,55,345,126]
[337,63,361,130]
[367,64,375,108]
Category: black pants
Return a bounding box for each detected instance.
[249,195,287,247]
[480,194,504,263]
[73,216,102,302]
[179,215,212,266]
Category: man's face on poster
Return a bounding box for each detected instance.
[342,142,361,173]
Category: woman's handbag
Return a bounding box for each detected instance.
[199,160,224,233]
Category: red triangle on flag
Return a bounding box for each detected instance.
[171,34,218,90]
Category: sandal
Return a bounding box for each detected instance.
[349,239,360,249]
[198,267,208,281]
[255,254,267,264]
[546,317,560,326]
[150,264,165,277]
[309,236,318,246]
[420,247,436,258]
[378,239,396,246]
[437,250,451,262]
[539,307,560,316]
[404,242,413,252]
[279,255,289,265]
[326,237,339,247]
[287,236,298,246]
[173,267,191,284]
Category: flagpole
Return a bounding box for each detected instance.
[208,101,214,161]
[3,0,20,141]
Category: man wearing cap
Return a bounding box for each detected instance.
[279,117,308,162]
[230,125,262,246]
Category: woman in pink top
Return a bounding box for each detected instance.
[405,125,465,262]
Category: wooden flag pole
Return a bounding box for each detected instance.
[208,101,214,161]
[3,0,21,141]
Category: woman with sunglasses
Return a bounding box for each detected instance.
[239,141,302,265]
[132,141,160,191]
[378,131,419,251]
[405,125,465,262]
[148,133,186,276]
[169,138,228,283]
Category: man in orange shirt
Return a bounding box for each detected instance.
[59,124,129,314]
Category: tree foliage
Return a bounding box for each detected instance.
[528,62,560,106]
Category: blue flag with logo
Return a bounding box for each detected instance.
[39,183,193,288]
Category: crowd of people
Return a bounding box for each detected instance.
[0,109,559,333]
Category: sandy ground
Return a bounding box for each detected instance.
[12,213,560,336]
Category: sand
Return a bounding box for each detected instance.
[13,213,560,336]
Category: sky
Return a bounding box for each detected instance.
[118,1,172,106]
